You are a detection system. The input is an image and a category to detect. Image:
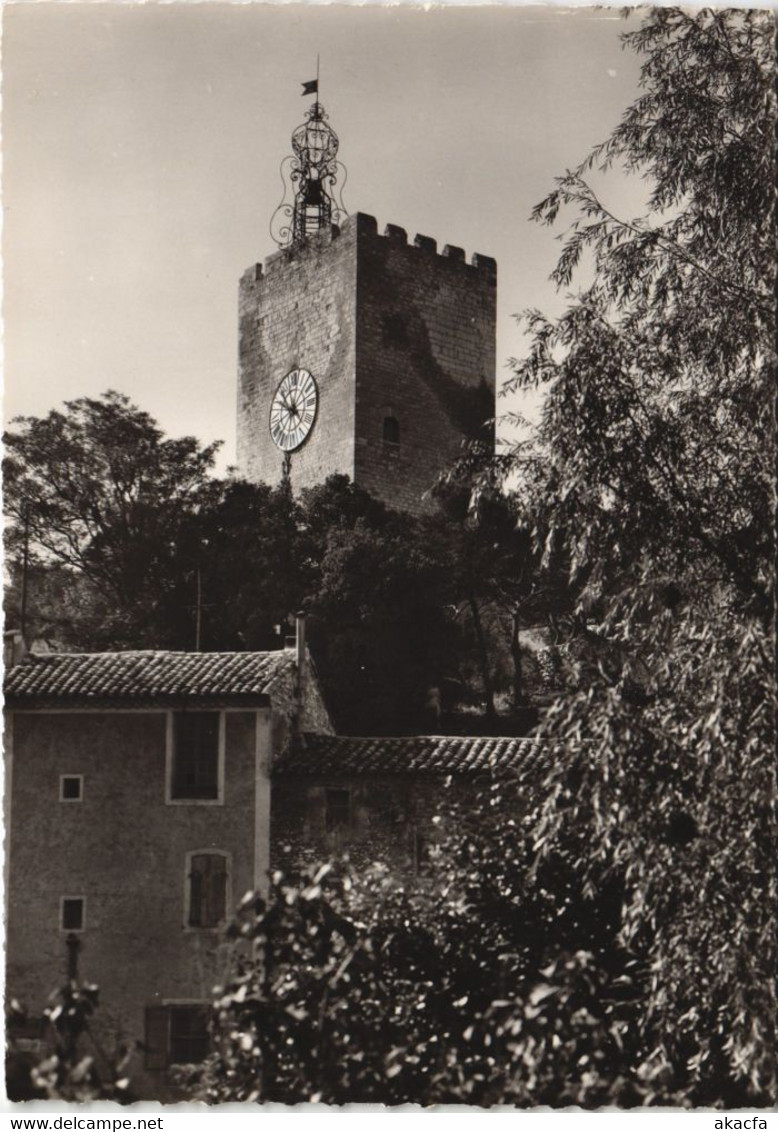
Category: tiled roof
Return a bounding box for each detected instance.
[275,733,541,777]
[3,650,295,708]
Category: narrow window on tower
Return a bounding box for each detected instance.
[383,416,400,450]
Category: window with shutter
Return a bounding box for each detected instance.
[170,713,221,801]
[144,1005,210,1069]
[187,852,229,928]
[169,1005,210,1065]
[144,1006,170,1071]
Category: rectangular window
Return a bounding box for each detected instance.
[144,1005,210,1070]
[170,1005,210,1064]
[60,775,83,802]
[61,897,85,932]
[187,853,228,928]
[325,788,350,832]
[170,713,220,801]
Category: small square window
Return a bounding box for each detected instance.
[60,775,83,802]
[325,788,351,832]
[61,897,85,932]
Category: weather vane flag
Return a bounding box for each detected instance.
[302,56,320,98]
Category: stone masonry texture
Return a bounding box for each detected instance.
[7,709,259,1099]
[237,213,497,515]
[271,774,486,878]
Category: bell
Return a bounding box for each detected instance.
[303,177,323,206]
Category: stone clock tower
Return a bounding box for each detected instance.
[236,94,497,515]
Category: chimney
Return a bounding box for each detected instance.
[3,630,28,670]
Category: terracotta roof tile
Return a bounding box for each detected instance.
[275,733,541,777]
[4,650,295,708]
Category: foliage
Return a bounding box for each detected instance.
[3,391,221,649]
[506,8,773,615]
[196,8,775,1108]
[195,845,643,1107]
[192,478,312,652]
[6,983,135,1103]
[431,444,573,712]
[499,6,776,1105]
[3,562,110,653]
[300,477,457,733]
[4,376,551,730]
[3,420,497,729]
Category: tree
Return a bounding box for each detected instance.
[3,560,109,652]
[501,7,775,1104]
[168,15,777,1104]
[4,391,221,649]
[192,478,313,651]
[193,769,654,1107]
[299,477,456,733]
[431,443,573,716]
[6,983,136,1103]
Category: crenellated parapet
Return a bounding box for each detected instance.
[238,207,496,515]
[242,212,496,287]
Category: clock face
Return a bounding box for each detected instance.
[269,368,318,452]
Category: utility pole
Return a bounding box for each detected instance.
[19,507,30,644]
[195,568,202,652]
[65,932,80,983]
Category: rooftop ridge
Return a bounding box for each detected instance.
[4,649,295,702]
[18,648,288,660]
[300,732,540,742]
[278,732,544,777]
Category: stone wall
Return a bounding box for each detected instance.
[354,215,496,514]
[6,708,269,1099]
[236,224,358,494]
[270,773,481,878]
[236,213,496,515]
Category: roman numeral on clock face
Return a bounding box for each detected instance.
[269,368,318,453]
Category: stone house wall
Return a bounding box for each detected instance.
[270,773,481,878]
[6,707,267,1099]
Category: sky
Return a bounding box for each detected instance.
[2,3,645,471]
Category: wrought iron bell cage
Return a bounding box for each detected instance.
[271,100,348,250]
